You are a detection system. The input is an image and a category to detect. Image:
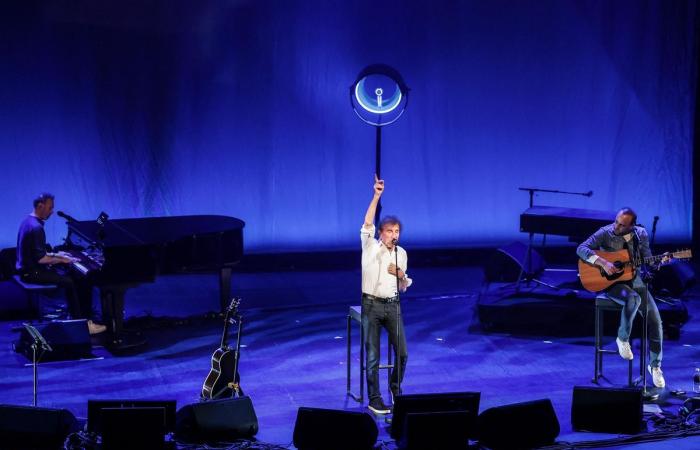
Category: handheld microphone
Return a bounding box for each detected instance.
[57,210,77,222]
[391,238,398,245]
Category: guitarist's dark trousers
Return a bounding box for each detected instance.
[606,275,663,368]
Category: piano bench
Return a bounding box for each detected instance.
[593,294,645,387]
[12,275,63,320]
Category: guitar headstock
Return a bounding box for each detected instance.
[672,249,693,260]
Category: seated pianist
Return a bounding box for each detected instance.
[16,193,106,335]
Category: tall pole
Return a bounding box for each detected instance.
[374,125,382,228]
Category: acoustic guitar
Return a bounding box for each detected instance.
[201,297,243,399]
[578,248,692,292]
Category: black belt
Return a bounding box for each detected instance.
[362,293,399,303]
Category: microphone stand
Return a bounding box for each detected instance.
[633,231,657,401]
[393,241,402,401]
[640,284,657,400]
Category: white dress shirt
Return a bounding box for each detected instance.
[361,224,413,298]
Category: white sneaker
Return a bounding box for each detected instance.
[616,338,633,360]
[648,365,666,388]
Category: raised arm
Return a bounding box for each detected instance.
[363,174,384,229]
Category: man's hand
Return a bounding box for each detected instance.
[55,252,77,264]
[600,259,621,276]
[364,174,385,228]
[660,252,672,265]
[388,263,404,280]
[374,174,384,197]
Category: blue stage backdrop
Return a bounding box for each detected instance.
[0,0,695,252]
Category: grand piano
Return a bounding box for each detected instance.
[60,215,245,350]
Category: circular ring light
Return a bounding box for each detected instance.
[350,64,409,127]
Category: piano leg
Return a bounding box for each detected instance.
[100,286,125,336]
[219,267,232,313]
[99,285,146,352]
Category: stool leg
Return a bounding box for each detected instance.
[594,305,601,383]
[359,318,364,403]
[598,307,605,380]
[640,311,647,382]
[27,291,38,319]
[346,315,351,394]
[628,359,633,387]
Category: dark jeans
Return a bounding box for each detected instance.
[606,275,663,368]
[20,268,93,320]
[362,296,407,401]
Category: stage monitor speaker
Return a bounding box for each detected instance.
[477,398,559,449]
[653,260,696,297]
[14,319,91,362]
[101,407,167,449]
[571,386,643,434]
[293,407,377,450]
[484,241,545,282]
[87,399,177,434]
[390,391,480,441]
[0,404,78,449]
[400,411,471,450]
[176,396,258,443]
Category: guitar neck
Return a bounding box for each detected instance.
[219,298,241,349]
[220,319,231,348]
[642,249,692,265]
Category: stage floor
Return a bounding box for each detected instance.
[1,265,700,449]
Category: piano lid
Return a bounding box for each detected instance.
[67,215,245,247]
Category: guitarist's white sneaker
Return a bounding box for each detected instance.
[616,338,633,360]
[648,365,666,388]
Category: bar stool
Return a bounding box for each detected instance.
[346,305,393,403]
[593,294,646,386]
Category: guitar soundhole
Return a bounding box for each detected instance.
[600,264,624,281]
[605,272,623,281]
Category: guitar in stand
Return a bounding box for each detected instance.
[578,249,692,292]
[201,298,244,399]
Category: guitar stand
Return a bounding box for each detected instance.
[222,312,244,398]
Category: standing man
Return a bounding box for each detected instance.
[576,207,664,388]
[361,175,412,414]
[16,193,106,335]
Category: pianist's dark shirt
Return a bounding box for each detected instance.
[16,215,48,272]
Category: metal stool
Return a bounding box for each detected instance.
[346,305,393,403]
[593,294,646,386]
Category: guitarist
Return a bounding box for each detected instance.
[576,207,665,388]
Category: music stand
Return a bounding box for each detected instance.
[22,323,53,406]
